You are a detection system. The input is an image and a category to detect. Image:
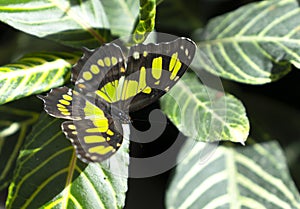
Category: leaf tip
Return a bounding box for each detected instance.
[230,128,248,145]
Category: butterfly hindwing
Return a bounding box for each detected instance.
[59,93,124,162]
[39,86,108,120]
[62,119,123,162]
[38,86,77,120]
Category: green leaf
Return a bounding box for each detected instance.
[0,52,78,105]
[102,0,139,38]
[0,0,111,48]
[160,73,249,143]
[126,0,140,15]
[166,139,300,209]
[130,0,156,44]
[0,106,39,191]
[195,0,300,84]
[6,113,129,209]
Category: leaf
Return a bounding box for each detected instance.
[0,52,78,105]
[0,105,39,191]
[6,113,129,209]
[130,0,156,44]
[160,73,249,143]
[126,0,140,16]
[102,0,139,38]
[0,0,111,48]
[166,139,300,209]
[195,0,300,84]
[102,0,156,44]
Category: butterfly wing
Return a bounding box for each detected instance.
[62,118,123,162]
[38,86,81,120]
[39,86,124,163]
[73,43,126,103]
[39,37,196,163]
[71,38,196,112]
[118,37,196,112]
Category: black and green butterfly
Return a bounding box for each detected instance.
[39,37,196,163]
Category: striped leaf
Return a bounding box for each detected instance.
[160,73,249,143]
[0,0,143,48]
[166,139,300,209]
[0,52,78,105]
[130,0,156,44]
[6,113,129,209]
[102,0,139,38]
[195,0,300,84]
[0,105,39,191]
[0,0,111,48]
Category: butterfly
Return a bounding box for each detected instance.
[38,37,196,163]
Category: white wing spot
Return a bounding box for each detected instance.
[67,90,72,96]
[91,156,98,160]
[180,45,184,50]
[77,78,84,83]
[133,51,140,60]
[185,48,189,56]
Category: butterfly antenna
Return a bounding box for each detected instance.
[132,118,169,125]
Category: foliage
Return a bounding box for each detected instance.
[0,0,299,208]
[194,0,300,84]
[166,139,300,209]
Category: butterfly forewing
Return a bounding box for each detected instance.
[119,37,196,111]
[74,43,126,103]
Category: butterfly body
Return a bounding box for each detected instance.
[39,37,196,163]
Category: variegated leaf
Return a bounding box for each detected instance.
[0,52,78,105]
[195,0,300,84]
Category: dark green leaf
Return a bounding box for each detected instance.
[0,106,39,191]
[6,114,129,209]
[130,0,156,44]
